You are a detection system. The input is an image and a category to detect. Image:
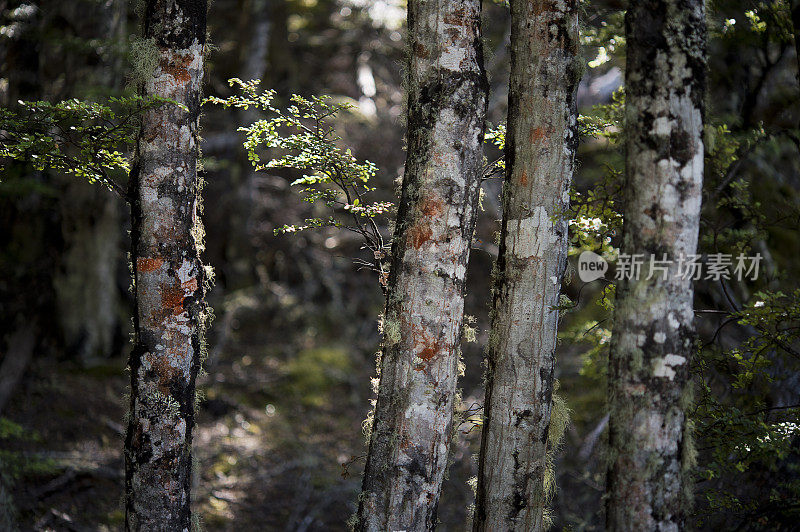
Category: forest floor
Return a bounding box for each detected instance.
[3,258,606,531]
[4,284,373,531]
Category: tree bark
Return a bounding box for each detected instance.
[356,0,488,529]
[124,0,208,529]
[606,1,706,530]
[473,1,579,530]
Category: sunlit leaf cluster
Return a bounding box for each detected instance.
[207,79,391,276]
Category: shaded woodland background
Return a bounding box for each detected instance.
[1,0,799,529]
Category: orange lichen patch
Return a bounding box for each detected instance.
[529,126,547,143]
[407,224,433,248]
[150,354,179,393]
[417,343,440,362]
[161,283,186,315]
[407,196,443,248]
[411,323,443,362]
[530,1,554,17]
[519,170,529,186]
[444,28,463,43]
[414,42,430,59]
[443,8,467,26]
[159,55,192,84]
[624,383,647,396]
[181,277,198,293]
[419,196,443,217]
[138,257,165,272]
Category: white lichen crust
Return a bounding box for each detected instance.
[356,1,488,530]
[473,1,579,530]
[606,1,706,530]
[125,0,207,530]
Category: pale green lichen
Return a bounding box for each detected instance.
[143,387,181,418]
[345,511,359,531]
[382,314,401,346]
[467,475,478,496]
[191,511,203,531]
[361,402,375,443]
[548,390,571,449]
[463,314,477,344]
[128,36,159,89]
[544,390,571,494]
[681,385,697,509]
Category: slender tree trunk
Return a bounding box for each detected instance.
[54,0,125,363]
[225,0,271,288]
[473,1,579,530]
[1,0,40,106]
[55,183,121,361]
[0,325,35,415]
[268,0,291,94]
[356,0,488,529]
[606,1,706,530]
[791,0,800,83]
[124,0,208,529]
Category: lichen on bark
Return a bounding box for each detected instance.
[472,1,580,530]
[355,0,488,530]
[124,0,208,530]
[605,1,706,530]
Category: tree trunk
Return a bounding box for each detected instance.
[606,1,706,530]
[54,0,126,363]
[473,1,579,530]
[55,183,121,361]
[224,0,271,289]
[0,325,35,416]
[790,0,800,84]
[268,0,291,94]
[124,0,208,529]
[356,0,488,529]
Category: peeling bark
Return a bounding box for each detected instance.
[124,0,207,529]
[356,0,488,529]
[473,1,579,530]
[606,1,706,530]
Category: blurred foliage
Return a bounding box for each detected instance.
[0,418,58,481]
[208,79,392,277]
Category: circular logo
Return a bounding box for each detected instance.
[578,251,608,283]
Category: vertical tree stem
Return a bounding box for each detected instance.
[357,0,488,529]
[473,1,579,530]
[606,1,706,529]
[125,0,208,529]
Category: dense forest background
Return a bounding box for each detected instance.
[1,0,799,529]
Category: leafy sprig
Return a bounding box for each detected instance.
[206,78,392,278]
